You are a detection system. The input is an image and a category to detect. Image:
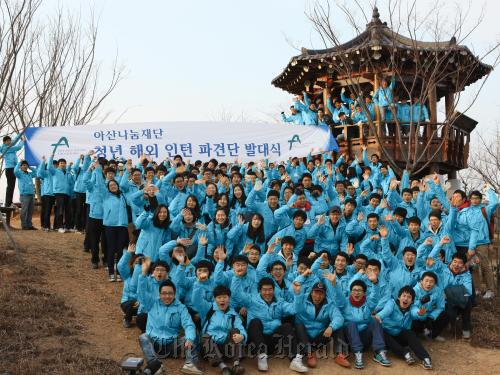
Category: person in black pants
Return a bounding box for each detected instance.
[73,192,87,232]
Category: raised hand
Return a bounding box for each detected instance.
[379,225,388,238]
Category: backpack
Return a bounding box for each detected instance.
[202,307,236,333]
[480,207,495,241]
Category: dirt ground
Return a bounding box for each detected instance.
[1,215,500,375]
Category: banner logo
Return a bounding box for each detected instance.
[51,137,70,155]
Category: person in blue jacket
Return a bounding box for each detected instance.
[236,277,307,373]
[281,106,305,125]
[48,155,75,233]
[117,243,142,328]
[98,170,130,281]
[37,156,56,231]
[245,186,280,240]
[292,277,350,369]
[373,76,396,122]
[374,286,433,370]
[138,279,202,375]
[14,160,37,230]
[227,213,266,254]
[135,205,172,261]
[464,188,498,299]
[330,270,391,369]
[425,241,473,339]
[1,133,25,208]
[195,285,247,375]
[72,153,92,232]
[307,206,348,256]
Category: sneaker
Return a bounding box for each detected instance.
[334,353,350,368]
[108,274,116,282]
[475,289,482,297]
[116,274,122,282]
[373,350,391,367]
[483,290,495,299]
[306,352,317,368]
[354,352,364,369]
[434,335,446,342]
[122,318,131,328]
[42,227,49,232]
[404,352,416,365]
[68,228,77,233]
[422,358,433,370]
[58,228,66,233]
[231,365,245,375]
[181,363,203,375]
[462,330,471,339]
[289,355,308,373]
[257,354,268,372]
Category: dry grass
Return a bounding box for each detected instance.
[0,250,121,375]
[471,295,500,349]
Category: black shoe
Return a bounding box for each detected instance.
[144,359,162,375]
[122,318,132,328]
[28,226,38,230]
[231,365,245,375]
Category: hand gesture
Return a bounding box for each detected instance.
[379,225,388,238]
[417,307,427,316]
[302,268,312,278]
[216,246,227,261]
[195,223,208,231]
[373,315,382,324]
[232,333,244,344]
[127,243,136,253]
[357,212,364,222]
[426,257,434,267]
[361,145,367,151]
[440,236,450,245]
[323,326,333,338]
[141,257,152,275]
[199,235,208,246]
[370,234,380,241]
[346,243,354,256]
[424,237,433,246]
[317,215,325,225]
[366,268,378,283]
[324,271,337,286]
[292,281,301,295]
[237,215,245,225]
[267,242,276,254]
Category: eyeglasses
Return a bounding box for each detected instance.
[160,291,175,296]
[351,288,364,293]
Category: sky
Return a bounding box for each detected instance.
[38,0,500,132]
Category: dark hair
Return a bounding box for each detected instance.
[151,260,170,273]
[247,213,265,243]
[428,210,442,220]
[3,135,11,142]
[354,254,368,262]
[195,259,214,275]
[297,257,312,268]
[258,277,275,291]
[293,210,307,221]
[398,285,415,300]
[367,213,379,221]
[230,184,247,209]
[231,255,249,265]
[367,259,382,270]
[153,204,170,229]
[344,198,357,207]
[350,279,367,292]
[335,251,349,262]
[452,253,467,264]
[20,160,29,167]
[408,217,421,226]
[58,158,67,164]
[267,190,280,199]
[453,189,466,200]
[184,194,201,219]
[145,166,155,174]
[421,271,438,284]
[213,285,231,298]
[469,190,482,200]
[403,247,417,255]
[369,193,381,201]
[267,260,286,273]
[159,279,176,294]
[281,236,296,247]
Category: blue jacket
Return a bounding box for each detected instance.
[334,282,380,331]
[282,112,304,125]
[48,157,74,195]
[411,283,445,321]
[227,223,266,254]
[37,161,54,196]
[117,250,141,303]
[14,162,36,195]
[427,243,472,295]
[381,237,423,298]
[192,293,247,345]
[294,291,344,338]
[72,155,91,193]
[377,299,417,335]
[134,211,172,261]
[119,169,144,220]
[102,190,129,227]
[268,224,307,257]
[0,134,23,168]
[213,261,258,309]
[235,280,295,334]
[462,188,498,248]
[307,218,348,255]
[139,275,196,344]
[245,188,279,239]
[373,77,395,107]
[206,221,234,257]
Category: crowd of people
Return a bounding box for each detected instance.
[281,77,430,138]
[1,131,498,375]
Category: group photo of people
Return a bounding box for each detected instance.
[2,127,497,375]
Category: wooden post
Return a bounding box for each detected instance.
[443,91,455,162]
[428,84,437,139]
[372,73,380,137]
[323,87,331,115]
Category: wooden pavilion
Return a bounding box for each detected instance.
[271,7,492,178]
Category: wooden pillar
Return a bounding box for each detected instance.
[427,84,437,139]
[372,73,380,136]
[323,87,331,115]
[443,91,455,163]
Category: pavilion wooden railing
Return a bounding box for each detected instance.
[333,121,470,170]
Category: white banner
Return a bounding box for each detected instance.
[24,121,337,165]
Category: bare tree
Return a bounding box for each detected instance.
[467,126,500,193]
[304,0,500,177]
[0,0,123,174]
